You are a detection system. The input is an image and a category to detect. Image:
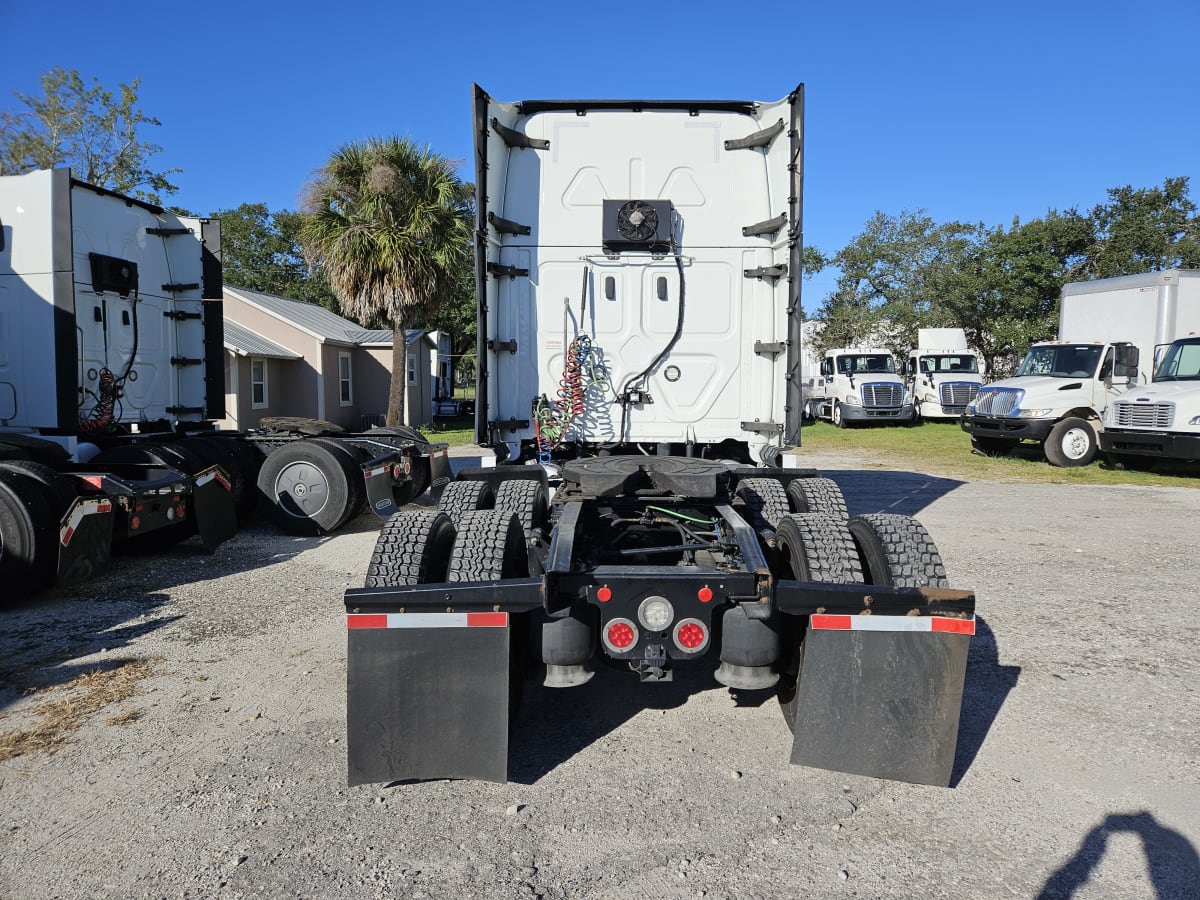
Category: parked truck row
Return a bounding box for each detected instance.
[0,168,449,603]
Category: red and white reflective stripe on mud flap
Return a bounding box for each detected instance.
[347,612,509,630]
[60,498,113,546]
[810,613,975,636]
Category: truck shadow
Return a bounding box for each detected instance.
[817,469,966,517]
[1038,811,1200,899]
[0,522,314,708]
[0,593,180,713]
[508,663,716,784]
[952,615,1019,787]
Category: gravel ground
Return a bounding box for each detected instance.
[2,447,1198,899]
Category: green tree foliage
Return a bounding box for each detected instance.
[1083,177,1200,277]
[214,202,337,309]
[0,66,179,203]
[811,177,1196,376]
[815,211,978,358]
[299,137,472,425]
[944,210,1094,374]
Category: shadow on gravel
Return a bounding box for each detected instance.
[817,469,966,518]
[0,593,180,712]
[952,615,1019,787]
[507,663,721,784]
[1038,812,1200,899]
[0,521,320,707]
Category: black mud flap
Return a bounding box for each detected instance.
[346,611,511,785]
[362,458,399,519]
[790,614,972,787]
[192,466,237,552]
[57,496,114,584]
[428,446,451,501]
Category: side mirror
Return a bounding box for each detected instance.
[1114,344,1140,379]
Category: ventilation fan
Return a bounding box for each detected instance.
[617,200,659,241]
[602,199,674,252]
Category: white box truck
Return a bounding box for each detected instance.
[962,270,1200,466]
[803,347,914,426]
[1098,270,1200,467]
[905,328,983,421]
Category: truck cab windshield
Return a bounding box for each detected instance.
[837,355,894,375]
[1015,345,1102,379]
[1154,338,1200,382]
[920,355,979,374]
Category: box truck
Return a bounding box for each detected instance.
[962,270,1200,466]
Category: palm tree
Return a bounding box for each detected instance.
[300,137,472,425]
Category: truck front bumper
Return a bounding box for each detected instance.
[1099,429,1200,461]
[920,404,969,421]
[961,415,1054,442]
[842,404,915,424]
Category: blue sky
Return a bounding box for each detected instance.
[4,0,1197,306]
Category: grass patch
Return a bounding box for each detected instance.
[421,415,477,447]
[413,413,1198,485]
[0,658,159,761]
[796,420,1199,487]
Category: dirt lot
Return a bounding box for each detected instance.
[2,450,1198,899]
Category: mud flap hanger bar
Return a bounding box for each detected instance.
[343,576,973,620]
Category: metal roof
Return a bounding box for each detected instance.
[225,286,426,347]
[223,320,301,359]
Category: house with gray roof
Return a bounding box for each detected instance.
[220,286,435,431]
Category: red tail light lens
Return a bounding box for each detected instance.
[602,618,638,653]
[673,618,709,653]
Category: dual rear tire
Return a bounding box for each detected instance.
[773,512,949,730]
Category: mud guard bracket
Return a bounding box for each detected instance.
[346,611,512,785]
[790,615,971,787]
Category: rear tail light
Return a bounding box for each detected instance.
[673,618,709,654]
[602,618,638,653]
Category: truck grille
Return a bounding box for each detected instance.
[939,382,980,409]
[861,383,903,408]
[1111,401,1174,428]
[972,387,1021,416]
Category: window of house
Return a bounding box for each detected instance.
[407,353,418,387]
[339,352,353,406]
[251,358,268,409]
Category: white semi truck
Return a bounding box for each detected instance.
[905,328,983,422]
[344,83,977,790]
[962,270,1200,466]
[0,169,447,602]
[803,347,914,426]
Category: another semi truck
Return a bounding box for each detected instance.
[344,83,976,789]
[961,270,1200,466]
[802,347,914,426]
[905,328,983,422]
[0,169,447,603]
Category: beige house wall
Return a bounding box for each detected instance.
[221,291,434,430]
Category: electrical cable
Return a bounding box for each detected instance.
[618,211,686,443]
